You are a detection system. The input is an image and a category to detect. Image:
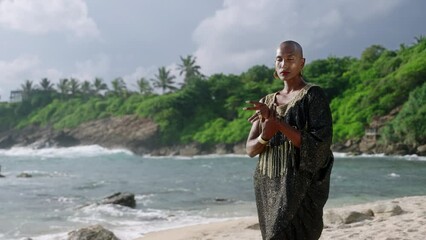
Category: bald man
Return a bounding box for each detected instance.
[245,41,334,240]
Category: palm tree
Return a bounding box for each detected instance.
[111,77,128,97]
[152,66,177,94]
[69,78,80,96]
[57,78,70,98]
[39,78,54,91]
[177,55,202,84]
[21,80,34,100]
[81,80,93,96]
[136,77,152,95]
[93,77,108,96]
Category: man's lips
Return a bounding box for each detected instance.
[281,71,290,76]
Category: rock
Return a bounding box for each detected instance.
[214,144,228,154]
[53,131,80,147]
[324,209,374,225]
[359,137,376,153]
[344,140,353,147]
[17,172,32,178]
[342,209,374,224]
[393,143,411,155]
[67,224,119,240]
[179,143,200,156]
[29,138,52,149]
[70,115,158,149]
[371,203,403,217]
[417,144,426,156]
[246,223,260,230]
[0,134,16,149]
[101,192,136,208]
[214,198,230,203]
[232,142,246,155]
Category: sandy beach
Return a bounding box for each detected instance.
[136,195,426,240]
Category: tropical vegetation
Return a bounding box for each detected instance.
[1,38,425,149]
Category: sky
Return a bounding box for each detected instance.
[0,0,425,101]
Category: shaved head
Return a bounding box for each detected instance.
[279,40,304,58]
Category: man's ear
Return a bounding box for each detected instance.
[301,58,305,68]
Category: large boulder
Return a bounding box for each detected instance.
[68,225,119,240]
[101,192,136,208]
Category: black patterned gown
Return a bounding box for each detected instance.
[254,84,334,240]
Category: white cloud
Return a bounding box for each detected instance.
[0,55,112,100]
[122,65,157,91]
[0,0,100,38]
[122,63,183,94]
[193,0,403,75]
[0,55,40,100]
[73,55,111,82]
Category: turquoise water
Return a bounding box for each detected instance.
[0,146,425,240]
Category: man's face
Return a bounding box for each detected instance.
[275,43,305,81]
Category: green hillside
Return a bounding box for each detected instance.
[1,38,425,149]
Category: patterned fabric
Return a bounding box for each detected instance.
[255,84,334,240]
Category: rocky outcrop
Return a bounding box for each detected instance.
[101,192,136,208]
[332,105,425,156]
[323,202,404,226]
[67,225,119,240]
[69,115,158,155]
[0,115,160,155]
[0,125,80,149]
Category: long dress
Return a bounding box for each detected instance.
[254,84,334,240]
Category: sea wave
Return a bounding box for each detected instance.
[142,153,249,160]
[333,152,426,161]
[0,145,133,158]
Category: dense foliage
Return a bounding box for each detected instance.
[1,39,425,148]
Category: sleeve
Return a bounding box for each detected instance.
[299,86,333,173]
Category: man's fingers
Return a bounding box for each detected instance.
[248,113,260,123]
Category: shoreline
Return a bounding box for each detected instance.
[135,195,426,240]
[2,145,426,160]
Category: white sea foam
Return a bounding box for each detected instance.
[135,194,155,206]
[400,154,426,161]
[142,153,249,160]
[333,152,426,161]
[387,172,401,178]
[0,145,133,158]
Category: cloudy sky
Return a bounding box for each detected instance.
[0,0,425,100]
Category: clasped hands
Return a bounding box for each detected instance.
[244,100,280,141]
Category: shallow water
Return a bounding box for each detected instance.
[0,146,425,240]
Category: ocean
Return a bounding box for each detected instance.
[0,146,425,240]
